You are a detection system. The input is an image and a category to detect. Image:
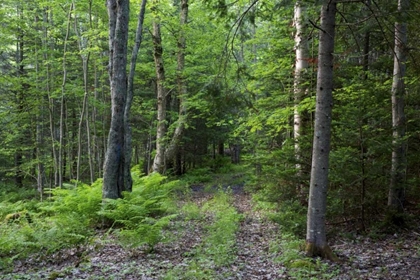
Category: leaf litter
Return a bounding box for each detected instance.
[3,183,420,279]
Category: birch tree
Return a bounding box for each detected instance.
[293,0,310,198]
[305,0,338,260]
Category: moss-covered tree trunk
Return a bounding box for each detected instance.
[305,0,338,261]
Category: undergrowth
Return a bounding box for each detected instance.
[166,191,242,279]
[253,190,338,279]
[269,234,339,279]
[0,172,178,271]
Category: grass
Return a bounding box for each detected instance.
[166,191,242,279]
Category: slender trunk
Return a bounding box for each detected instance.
[15,8,24,188]
[152,16,167,174]
[103,0,130,199]
[34,17,46,196]
[124,0,147,190]
[74,1,93,184]
[42,9,58,188]
[58,2,73,187]
[293,0,310,199]
[359,0,370,231]
[305,0,338,261]
[388,0,408,217]
[93,61,99,179]
[165,0,189,166]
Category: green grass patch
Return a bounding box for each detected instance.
[166,191,242,279]
[269,234,339,279]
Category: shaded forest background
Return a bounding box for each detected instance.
[1,0,420,267]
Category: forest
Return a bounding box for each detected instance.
[1,0,420,278]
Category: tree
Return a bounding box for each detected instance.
[102,0,130,199]
[124,0,147,189]
[164,0,189,175]
[151,4,167,174]
[388,0,408,218]
[305,0,338,260]
[293,0,310,199]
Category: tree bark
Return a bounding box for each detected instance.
[59,2,73,187]
[305,0,338,261]
[103,0,130,199]
[151,15,167,174]
[293,0,310,199]
[124,0,147,191]
[42,9,58,188]
[388,0,408,217]
[74,0,93,184]
[164,0,189,167]
[15,6,25,188]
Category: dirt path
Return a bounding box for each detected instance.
[225,191,287,279]
[4,183,420,279]
[3,185,288,279]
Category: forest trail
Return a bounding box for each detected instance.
[3,181,420,279]
[4,183,288,279]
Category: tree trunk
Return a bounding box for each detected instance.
[293,0,310,199]
[15,10,25,188]
[164,0,189,166]
[103,0,130,199]
[152,15,167,174]
[74,0,93,184]
[388,0,408,218]
[59,2,73,187]
[305,0,338,261]
[124,0,147,190]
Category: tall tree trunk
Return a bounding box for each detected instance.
[152,15,167,174]
[388,0,408,217]
[305,0,338,261]
[103,0,130,199]
[59,2,73,187]
[165,0,189,168]
[43,8,58,188]
[293,0,310,199]
[74,0,93,184]
[124,0,147,190]
[15,7,25,188]
[359,0,371,231]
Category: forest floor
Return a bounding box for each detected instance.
[2,176,420,279]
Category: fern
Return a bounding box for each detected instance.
[98,173,179,250]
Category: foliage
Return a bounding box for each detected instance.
[166,191,242,278]
[0,173,179,268]
[271,234,339,279]
[180,167,213,185]
[99,172,179,250]
[200,192,243,266]
[266,200,307,238]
